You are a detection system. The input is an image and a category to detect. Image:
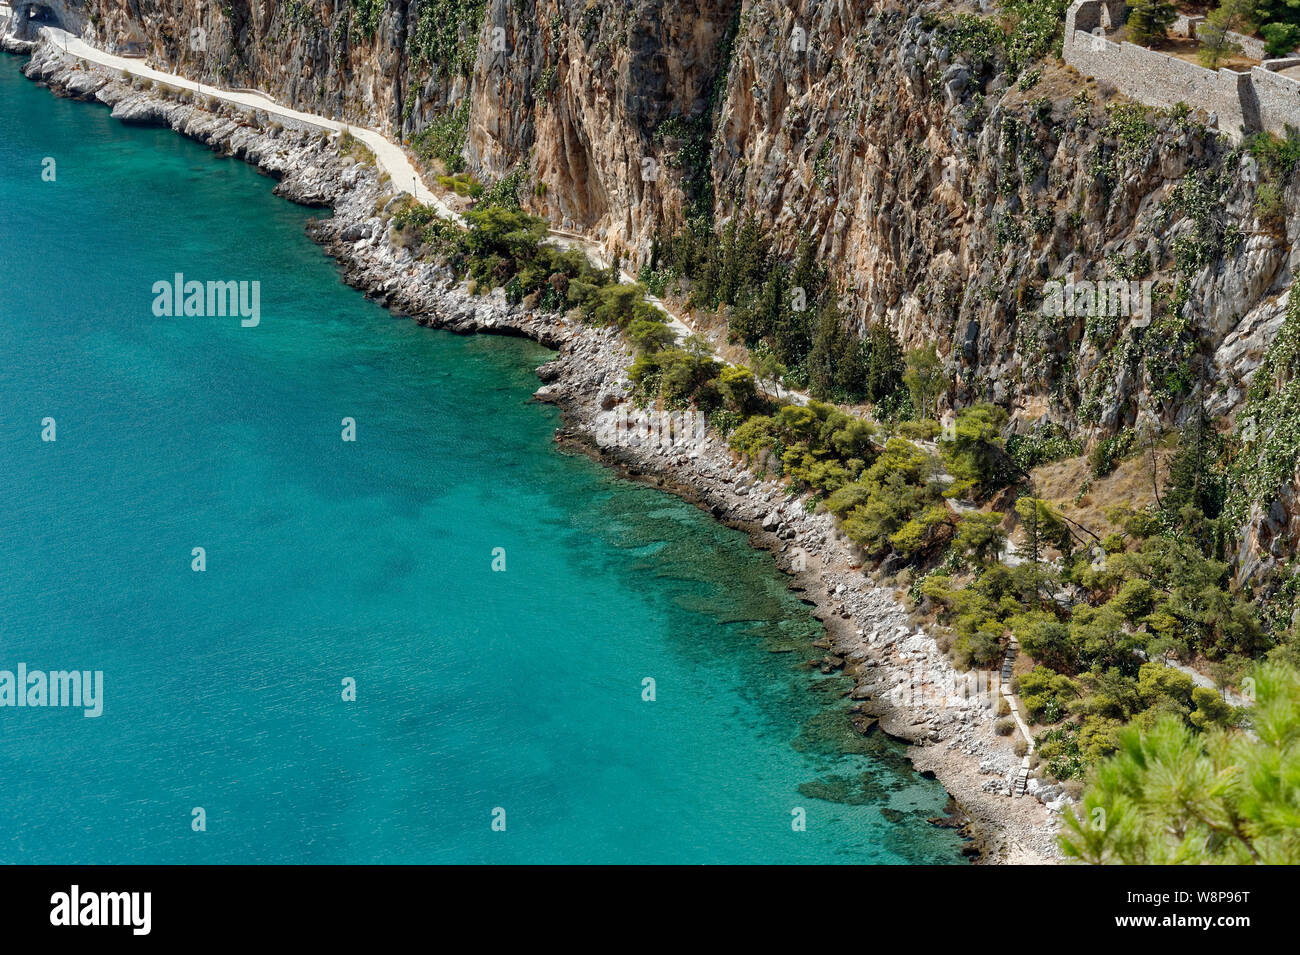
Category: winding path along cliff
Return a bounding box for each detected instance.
[7,31,1060,862]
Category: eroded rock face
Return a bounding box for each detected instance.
[74,0,464,135]
[465,0,738,251]
[707,4,1300,432]
[464,2,1300,450]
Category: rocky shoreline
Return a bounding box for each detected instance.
[12,39,1060,864]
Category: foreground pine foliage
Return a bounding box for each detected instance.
[1060,663,1300,863]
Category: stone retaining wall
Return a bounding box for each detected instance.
[1063,0,1300,139]
[1173,10,1284,59]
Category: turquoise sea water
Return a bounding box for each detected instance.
[0,54,967,864]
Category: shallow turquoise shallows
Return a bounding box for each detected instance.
[0,55,967,864]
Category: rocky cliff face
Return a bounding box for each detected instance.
[465,0,739,246]
[27,0,1300,565]
[73,0,472,132]
[712,4,1283,416]
[481,1,1295,445]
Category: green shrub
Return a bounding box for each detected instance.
[629,344,722,408]
[390,200,439,232]
[897,419,942,440]
[939,403,1012,499]
[952,626,1005,669]
[730,415,779,459]
[1088,428,1135,477]
[953,511,1007,563]
[890,505,953,559]
[717,366,760,415]
[1035,723,1086,779]
[1019,666,1079,723]
[627,317,677,355]
[1262,21,1300,56]
[727,402,878,494]
[1012,613,1073,674]
[1126,0,1176,46]
[475,167,529,212]
[437,173,483,198]
[1005,423,1082,471]
[590,283,651,328]
[825,439,944,556]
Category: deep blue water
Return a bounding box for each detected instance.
[0,54,966,864]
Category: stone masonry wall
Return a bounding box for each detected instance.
[1064,0,1300,139]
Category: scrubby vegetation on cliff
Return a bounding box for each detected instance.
[712,368,1282,787]
[386,175,687,370]
[647,219,917,404]
[936,0,1072,74]
[410,0,488,74]
[1226,285,1300,535]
